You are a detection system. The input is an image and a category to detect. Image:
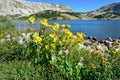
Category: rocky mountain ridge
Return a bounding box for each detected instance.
[19,2,120,20]
[85,2,120,20]
[0,0,72,16]
[1,0,120,20]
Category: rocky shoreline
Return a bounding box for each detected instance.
[82,36,120,53]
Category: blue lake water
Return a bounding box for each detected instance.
[14,20,120,40]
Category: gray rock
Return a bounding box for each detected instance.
[106,37,113,41]
[92,37,98,41]
[0,0,72,16]
[84,40,92,46]
[87,36,93,39]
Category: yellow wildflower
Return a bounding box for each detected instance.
[33,33,42,43]
[51,27,56,31]
[49,34,56,38]
[40,19,49,27]
[45,45,49,49]
[61,29,73,36]
[33,36,42,43]
[58,41,62,45]
[62,39,66,43]
[91,63,96,69]
[103,61,110,65]
[67,24,71,28]
[53,37,58,43]
[54,23,60,29]
[102,57,107,61]
[77,39,84,44]
[69,35,77,41]
[53,23,60,31]
[102,57,110,65]
[29,16,35,24]
[77,32,85,39]
[61,24,66,28]
[50,23,60,31]
[49,34,58,43]
[51,44,55,49]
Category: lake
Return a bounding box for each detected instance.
[14,20,120,40]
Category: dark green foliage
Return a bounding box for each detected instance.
[19,10,62,20]
[113,11,120,15]
[104,8,112,12]
[32,10,60,19]
[19,10,82,20]
[65,12,82,18]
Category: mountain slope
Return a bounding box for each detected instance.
[93,2,120,12]
[86,2,120,20]
[19,10,83,20]
[0,0,72,16]
[1,1,120,20]
[20,2,120,20]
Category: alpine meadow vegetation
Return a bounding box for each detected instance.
[0,16,120,80]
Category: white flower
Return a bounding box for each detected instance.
[86,46,94,52]
[6,34,10,39]
[27,33,32,37]
[21,33,31,42]
[78,62,83,67]
[18,39,24,45]
[25,37,29,42]
[59,50,63,55]
[64,49,69,55]
[52,55,56,61]
[25,33,31,42]
[79,44,86,49]
[6,38,11,41]
[5,34,11,41]
[79,44,94,52]
[21,33,26,38]
[17,36,24,45]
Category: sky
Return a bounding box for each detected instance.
[27,0,120,12]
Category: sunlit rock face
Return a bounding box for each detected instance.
[84,2,120,20]
[0,0,72,16]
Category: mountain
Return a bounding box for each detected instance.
[86,2,120,20]
[1,1,120,20]
[26,2,120,20]
[0,0,72,16]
